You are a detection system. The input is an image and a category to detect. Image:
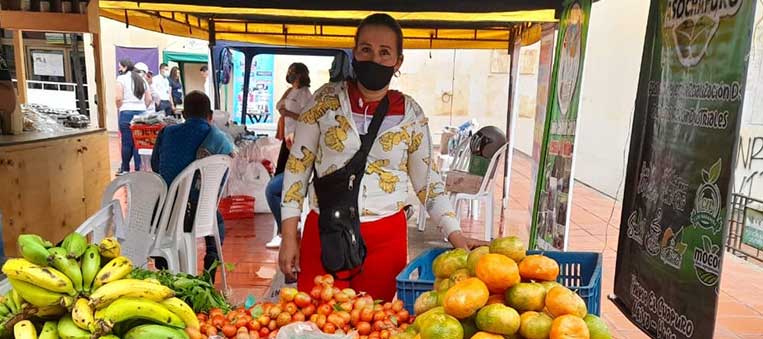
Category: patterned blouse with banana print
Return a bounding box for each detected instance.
[280,81,460,238]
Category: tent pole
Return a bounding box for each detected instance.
[240,52,254,125]
[208,18,220,110]
[501,25,522,235]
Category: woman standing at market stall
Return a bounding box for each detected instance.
[115,61,152,175]
[265,62,313,249]
[278,13,486,300]
[169,66,183,110]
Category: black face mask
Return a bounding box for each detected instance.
[352,58,395,91]
[286,73,297,84]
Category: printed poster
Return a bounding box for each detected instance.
[611,1,757,338]
[233,52,275,126]
[530,0,591,251]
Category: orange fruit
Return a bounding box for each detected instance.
[471,332,505,339]
[506,282,547,312]
[519,255,560,281]
[433,248,469,279]
[486,294,505,305]
[550,315,590,339]
[443,278,489,319]
[545,286,587,318]
[450,268,471,283]
[489,236,526,263]
[519,311,553,339]
[475,253,521,294]
[419,313,464,339]
[413,291,441,315]
[541,281,564,293]
[461,317,478,339]
[467,246,490,275]
[474,304,520,335]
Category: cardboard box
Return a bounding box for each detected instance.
[445,170,483,195]
[439,130,455,154]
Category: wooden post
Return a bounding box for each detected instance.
[11,30,26,105]
[87,0,106,128]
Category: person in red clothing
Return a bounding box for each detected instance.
[278,13,487,301]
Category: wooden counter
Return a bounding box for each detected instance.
[0,128,111,256]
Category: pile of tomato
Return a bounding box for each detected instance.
[193,275,414,339]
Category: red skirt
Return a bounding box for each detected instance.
[297,210,407,301]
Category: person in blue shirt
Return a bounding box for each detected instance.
[151,91,235,280]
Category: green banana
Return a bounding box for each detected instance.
[13,319,37,339]
[39,321,59,339]
[2,258,76,295]
[94,298,185,333]
[19,234,53,266]
[8,279,73,308]
[81,245,101,293]
[92,256,132,290]
[98,238,121,260]
[99,336,120,339]
[161,297,199,330]
[47,248,84,293]
[89,279,174,309]
[124,324,188,339]
[57,315,92,339]
[61,233,87,259]
[0,302,10,316]
[72,298,95,332]
[4,292,18,313]
[21,234,54,248]
[11,288,23,310]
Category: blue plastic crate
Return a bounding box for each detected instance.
[395,248,602,316]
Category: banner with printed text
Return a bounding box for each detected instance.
[530,0,591,251]
[612,0,756,338]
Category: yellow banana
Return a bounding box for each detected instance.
[80,245,101,293]
[98,238,121,260]
[2,258,75,295]
[57,315,92,339]
[161,297,199,330]
[92,256,132,290]
[8,279,73,308]
[33,305,67,318]
[39,321,59,339]
[72,298,95,332]
[94,298,185,333]
[144,278,162,285]
[89,279,174,309]
[14,320,37,339]
[10,288,23,310]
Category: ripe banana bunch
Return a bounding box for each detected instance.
[94,297,186,333]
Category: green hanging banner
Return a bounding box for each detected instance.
[611,0,756,338]
[530,0,592,250]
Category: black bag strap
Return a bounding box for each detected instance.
[359,95,390,157]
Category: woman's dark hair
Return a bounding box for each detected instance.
[170,66,180,81]
[290,62,310,88]
[130,70,146,99]
[354,13,404,57]
[119,59,133,70]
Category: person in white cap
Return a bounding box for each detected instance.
[115,61,152,175]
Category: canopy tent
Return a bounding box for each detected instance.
[99,1,560,49]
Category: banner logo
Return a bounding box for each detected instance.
[556,2,584,116]
[693,235,721,286]
[690,159,723,233]
[664,0,743,67]
[660,227,687,269]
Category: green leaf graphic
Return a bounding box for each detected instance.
[702,169,710,183]
[709,159,722,183]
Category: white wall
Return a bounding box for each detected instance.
[96,18,208,131]
[573,0,650,199]
[513,42,541,156]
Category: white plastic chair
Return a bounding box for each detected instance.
[101,172,167,268]
[150,155,231,289]
[450,143,509,241]
[74,200,125,243]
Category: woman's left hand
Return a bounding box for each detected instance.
[447,231,490,250]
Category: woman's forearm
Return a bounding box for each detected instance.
[282,217,300,241]
[280,109,300,120]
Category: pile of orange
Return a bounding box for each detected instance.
[401,236,612,339]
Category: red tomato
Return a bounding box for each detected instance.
[268,320,277,331]
[259,327,270,338]
[279,287,298,302]
[320,287,334,302]
[373,320,385,332]
[353,298,369,311]
[316,314,327,328]
[226,311,239,321]
[318,304,332,316]
[327,313,345,328]
[292,312,305,322]
[310,286,323,300]
[373,304,383,312]
[276,312,292,327]
[342,288,357,299]
[334,291,349,303]
[322,274,334,286]
[391,300,404,312]
[249,329,260,339]
[284,302,298,315]
[268,330,279,339]
[369,331,380,339]
[222,324,237,337]
[302,304,316,317]
[336,311,351,325]
[350,309,361,326]
[235,317,248,328]
[323,323,337,334]
[209,308,224,318]
[373,311,386,322]
[400,323,409,331]
[356,321,372,335]
[382,302,392,311]
[203,325,218,336]
[268,306,282,319]
[197,313,208,322]
[309,314,319,323]
[314,275,325,286]
[360,307,374,322]
[211,315,225,328]
[339,302,353,312]
[396,310,409,323]
[294,292,312,308]
[380,330,390,339]
[258,315,270,327]
[247,319,261,331]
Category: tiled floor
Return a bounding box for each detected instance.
[108,135,763,338]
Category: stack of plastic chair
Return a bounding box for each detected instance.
[150,155,231,289]
[450,143,508,241]
[100,172,167,268]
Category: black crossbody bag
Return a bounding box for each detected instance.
[312,96,389,279]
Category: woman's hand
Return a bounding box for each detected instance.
[278,217,302,282]
[448,231,490,250]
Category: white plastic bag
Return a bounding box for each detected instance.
[276,322,356,339]
[263,270,297,303]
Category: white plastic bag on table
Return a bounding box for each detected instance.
[263,270,297,303]
[276,322,356,339]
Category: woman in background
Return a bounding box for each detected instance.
[169,66,183,109]
[115,61,152,175]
